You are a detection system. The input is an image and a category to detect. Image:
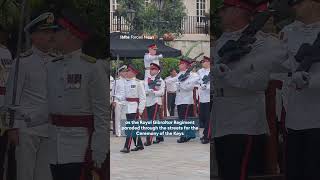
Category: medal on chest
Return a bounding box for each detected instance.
[66,74,82,89]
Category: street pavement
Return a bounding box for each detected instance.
[110,133,210,180]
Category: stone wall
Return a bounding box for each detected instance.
[167,34,210,59]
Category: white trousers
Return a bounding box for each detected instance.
[16,132,52,180]
[114,103,125,136]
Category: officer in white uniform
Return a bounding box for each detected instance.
[197,56,211,144]
[0,25,12,178]
[47,10,108,180]
[164,68,178,116]
[279,0,320,179]
[211,1,290,179]
[111,65,127,137]
[144,44,163,79]
[144,63,165,146]
[110,75,114,104]
[166,58,198,143]
[120,65,146,153]
[0,42,12,107]
[4,12,58,180]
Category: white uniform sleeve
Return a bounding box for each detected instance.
[144,54,162,68]
[224,70,270,91]
[138,81,146,114]
[308,73,320,89]
[165,75,178,84]
[90,63,109,154]
[114,80,126,102]
[154,80,165,97]
[179,75,198,91]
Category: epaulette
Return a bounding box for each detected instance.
[51,55,64,62]
[80,54,96,63]
[19,49,33,58]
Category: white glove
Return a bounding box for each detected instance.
[92,150,106,168]
[213,64,230,78]
[291,71,310,89]
[146,89,154,94]
[201,84,207,90]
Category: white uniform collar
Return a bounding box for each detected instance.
[32,46,48,58]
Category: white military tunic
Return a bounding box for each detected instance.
[145,74,165,107]
[110,76,114,104]
[212,28,289,137]
[5,46,52,180]
[197,68,210,103]
[0,44,12,107]
[280,21,320,130]
[164,75,177,93]
[166,71,198,105]
[144,53,163,78]
[47,50,108,164]
[5,47,49,135]
[112,76,127,136]
[123,78,146,114]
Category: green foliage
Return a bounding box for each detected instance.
[70,0,107,36]
[211,0,223,38]
[0,0,20,31]
[117,0,186,37]
[111,58,179,80]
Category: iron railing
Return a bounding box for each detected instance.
[110,12,209,34]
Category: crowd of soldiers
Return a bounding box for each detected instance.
[0,9,108,180]
[110,44,211,153]
[212,0,320,180]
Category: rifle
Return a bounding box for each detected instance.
[217,0,294,65]
[202,72,210,85]
[178,53,204,82]
[295,32,320,72]
[148,73,161,90]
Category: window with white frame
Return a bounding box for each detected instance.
[196,0,206,23]
[112,0,119,12]
[145,0,151,6]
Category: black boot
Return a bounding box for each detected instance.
[120,147,130,153]
[201,137,210,144]
[131,146,144,151]
[144,136,152,146]
[144,141,152,146]
[177,137,186,143]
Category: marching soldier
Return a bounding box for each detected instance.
[279,0,320,179]
[111,65,127,137]
[166,58,198,143]
[4,12,58,180]
[164,68,177,116]
[212,0,290,179]
[120,65,146,153]
[144,63,165,146]
[144,44,163,79]
[110,75,114,104]
[0,24,13,179]
[197,56,211,144]
[47,9,108,180]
